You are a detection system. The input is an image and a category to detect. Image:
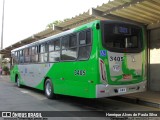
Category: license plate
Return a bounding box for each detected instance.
[123,74,132,79]
[118,88,126,93]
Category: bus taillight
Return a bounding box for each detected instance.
[99,59,107,83]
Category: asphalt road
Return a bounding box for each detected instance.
[0,76,159,120]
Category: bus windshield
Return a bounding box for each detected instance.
[101,22,143,53]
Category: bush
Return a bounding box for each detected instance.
[3,66,9,72]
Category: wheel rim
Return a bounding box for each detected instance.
[46,82,52,96]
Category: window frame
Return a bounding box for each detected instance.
[60,33,78,62]
[77,29,92,61]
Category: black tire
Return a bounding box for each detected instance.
[16,76,21,88]
[45,79,56,99]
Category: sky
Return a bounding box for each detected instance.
[0,0,109,49]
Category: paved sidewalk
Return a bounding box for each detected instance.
[0,75,10,81]
[113,91,160,109]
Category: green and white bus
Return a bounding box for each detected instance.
[10,20,147,99]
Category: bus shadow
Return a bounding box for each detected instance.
[16,85,128,111]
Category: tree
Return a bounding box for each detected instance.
[46,18,70,28]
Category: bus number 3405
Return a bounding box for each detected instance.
[110,56,124,61]
[74,70,86,76]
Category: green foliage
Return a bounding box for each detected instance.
[46,18,70,28]
[53,20,63,25]
[3,66,9,72]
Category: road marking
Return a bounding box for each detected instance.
[20,90,29,94]
[28,92,47,100]
[19,89,46,100]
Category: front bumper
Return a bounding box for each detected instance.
[96,80,146,98]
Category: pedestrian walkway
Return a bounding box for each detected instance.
[114,91,160,109]
[0,75,10,81]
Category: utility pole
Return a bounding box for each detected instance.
[1,0,5,50]
[0,0,5,66]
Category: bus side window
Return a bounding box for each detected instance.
[69,34,77,47]
[19,50,24,63]
[39,44,45,62]
[54,39,60,50]
[39,43,48,63]
[61,34,78,61]
[49,40,54,51]
[78,30,92,60]
[24,48,30,63]
[61,36,69,50]
[86,30,91,44]
[31,46,38,63]
[79,31,86,45]
[12,51,18,64]
[17,51,20,63]
[49,39,60,62]
[35,46,39,62]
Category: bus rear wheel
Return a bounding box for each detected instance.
[45,79,56,99]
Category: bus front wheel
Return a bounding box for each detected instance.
[16,75,21,88]
[45,79,56,99]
